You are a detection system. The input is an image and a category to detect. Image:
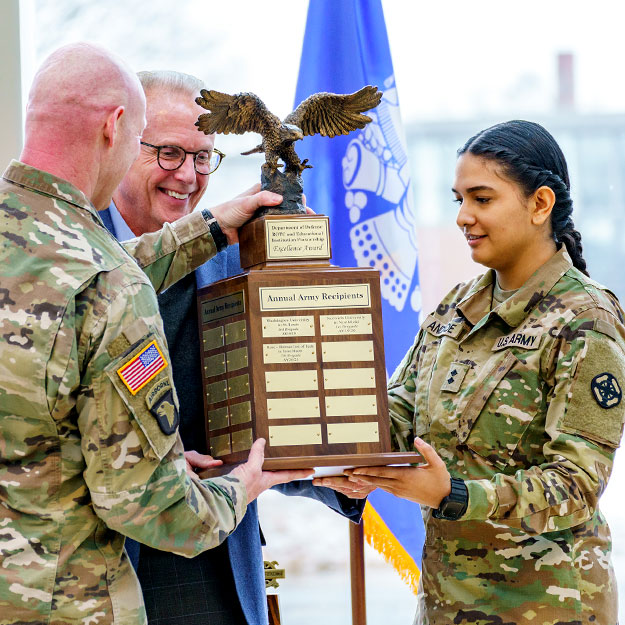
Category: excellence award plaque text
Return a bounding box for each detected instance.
[196,214,420,475]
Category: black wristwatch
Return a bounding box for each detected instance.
[201,209,228,252]
[432,478,468,520]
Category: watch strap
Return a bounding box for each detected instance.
[201,209,228,252]
[432,477,468,520]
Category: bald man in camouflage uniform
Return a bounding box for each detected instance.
[0,43,302,625]
[387,247,625,624]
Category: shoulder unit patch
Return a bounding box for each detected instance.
[591,372,622,409]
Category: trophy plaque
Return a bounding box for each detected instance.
[196,214,421,476]
[194,85,420,475]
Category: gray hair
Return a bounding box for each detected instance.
[137,70,205,98]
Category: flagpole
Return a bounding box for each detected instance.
[349,521,367,625]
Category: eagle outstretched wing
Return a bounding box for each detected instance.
[195,90,280,136]
[284,85,383,138]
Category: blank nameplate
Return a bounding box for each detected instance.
[227,347,248,372]
[225,320,247,345]
[232,428,253,452]
[208,406,229,432]
[265,370,318,392]
[323,368,376,390]
[203,326,224,351]
[230,401,252,425]
[228,374,250,399]
[269,424,322,446]
[207,380,228,404]
[327,422,380,444]
[262,316,315,338]
[267,397,320,420]
[210,434,231,457]
[263,342,316,364]
[322,340,374,362]
[320,314,372,336]
[204,353,226,377]
[326,395,377,416]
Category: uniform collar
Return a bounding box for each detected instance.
[2,160,104,226]
[457,247,573,329]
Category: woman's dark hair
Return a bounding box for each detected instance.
[458,120,588,276]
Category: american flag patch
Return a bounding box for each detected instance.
[117,340,168,395]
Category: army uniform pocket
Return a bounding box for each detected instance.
[414,339,441,437]
[104,334,179,461]
[456,352,542,470]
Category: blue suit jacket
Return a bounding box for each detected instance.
[100,206,365,625]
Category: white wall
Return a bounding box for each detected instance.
[0,0,35,167]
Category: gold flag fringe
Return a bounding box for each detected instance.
[362,500,420,595]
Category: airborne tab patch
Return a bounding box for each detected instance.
[117,340,168,395]
[492,329,542,351]
[591,373,622,409]
[146,378,179,435]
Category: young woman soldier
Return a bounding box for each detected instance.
[316,120,625,624]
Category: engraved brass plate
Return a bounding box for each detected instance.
[268,424,322,446]
[322,340,374,362]
[230,401,252,425]
[201,291,245,324]
[263,342,316,364]
[259,284,370,311]
[227,347,248,372]
[320,314,372,336]
[207,379,228,404]
[208,406,229,431]
[325,394,377,416]
[204,353,226,377]
[210,434,231,457]
[262,316,315,338]
[265,217,330,260]
[225,320,247,345]
[323,368,376,390]
[228,374,250,399]
[265,370,318,392]
[327,422,380,444]
[232,428,253,452]
[203,326,224,351]
[267,396,320,420]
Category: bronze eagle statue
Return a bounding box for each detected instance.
[195,86,382,174]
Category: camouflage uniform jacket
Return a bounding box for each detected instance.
[0,161,247,625]
[389,248,625,625]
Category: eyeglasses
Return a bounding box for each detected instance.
[140,141,225,175]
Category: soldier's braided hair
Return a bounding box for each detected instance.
[458,120,589,276]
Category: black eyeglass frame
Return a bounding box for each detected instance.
[140,141,225,175]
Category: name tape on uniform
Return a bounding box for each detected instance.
[423,314,465,339]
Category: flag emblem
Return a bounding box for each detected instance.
[117,340,168,395]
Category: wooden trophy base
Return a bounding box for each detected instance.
[198,451,422,479]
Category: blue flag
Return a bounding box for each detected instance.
[295,0,425,590]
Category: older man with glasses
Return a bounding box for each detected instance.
[99,70,365,625]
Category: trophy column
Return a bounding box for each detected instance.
[197,214,420,475]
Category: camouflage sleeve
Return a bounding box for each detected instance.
[80,273,247,555]
[387,332,423,452]
[121,211,218,294]
[463,314,625,534]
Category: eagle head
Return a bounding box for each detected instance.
[280,124,304,144]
